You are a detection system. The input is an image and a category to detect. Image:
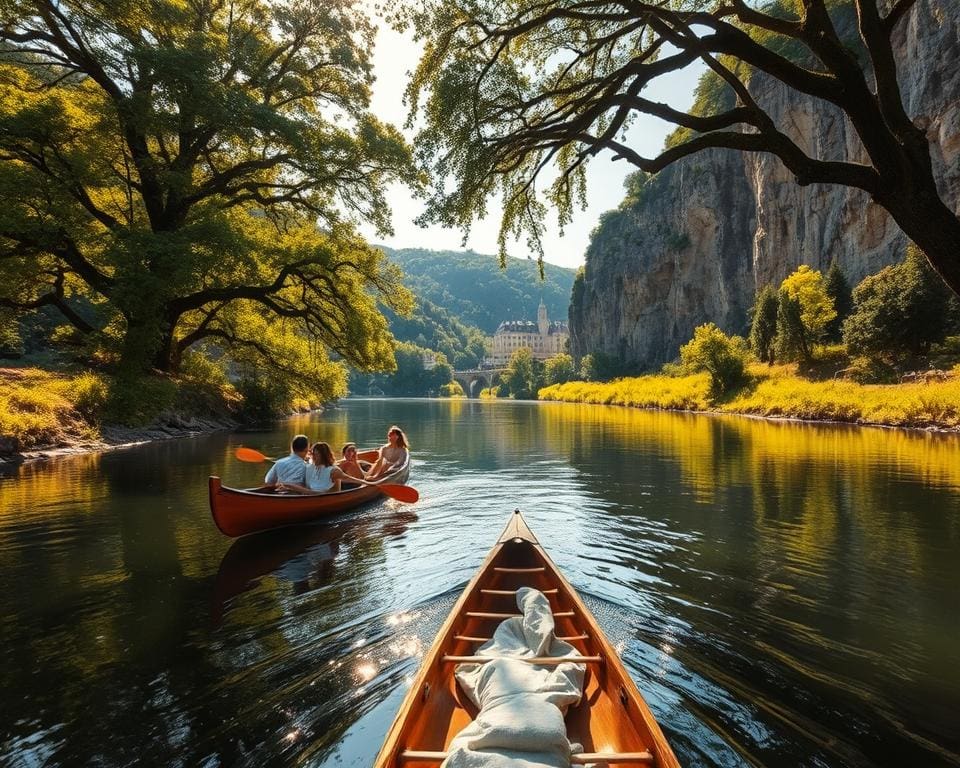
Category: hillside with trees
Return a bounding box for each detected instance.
[358,247,577,395]
[380,247,576,336]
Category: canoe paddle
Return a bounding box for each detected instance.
[234,447,419,503]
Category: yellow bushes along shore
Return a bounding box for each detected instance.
[539,363,960,431]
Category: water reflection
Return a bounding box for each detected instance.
[211,510,419,625]
[1,399,958,767]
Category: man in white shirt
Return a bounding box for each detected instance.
[265,434,309,485]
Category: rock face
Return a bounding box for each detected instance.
[570,0,960,369]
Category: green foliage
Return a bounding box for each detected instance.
[502,348,544,399]
[578,353,597,382]
[570,267,586,330]
[439,381,466,397]
[71,372,109,422]
[0,310,23,358]
[235,376,296,423]
[0,0,416,401]
[749,285,779,363]
[0,368,98,448]
[775,290,808,362]
[544,353,576,386]
[363,342,454,396]
[384,297,488,369]
[539,373,712,411]
[620,171,654,209]
[843,245,954,363]
[841,355,900,384]
[824,261,853,342]
[679,323,751,396]
[103,374,179,426]
[577,350,629,382]
[543,361,960,430]
[929,336,960,371]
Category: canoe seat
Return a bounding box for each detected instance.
[464,610,574,619]
[442,655,602,665]
[399,749,654,764]
[454,633,589,643]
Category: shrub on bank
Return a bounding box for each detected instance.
[439,381,466,397]
[678,323,750,396]
[539,373,712,411]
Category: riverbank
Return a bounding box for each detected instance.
[0,367,242,464]
[538,363,960,432]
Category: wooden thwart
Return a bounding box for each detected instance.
[481,588,558,595]
[400,749,654,764]
[493,566,545,573]
[454,633,589,643]
[442,655,601,664]
[465,610,574,619]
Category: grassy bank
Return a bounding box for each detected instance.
[539,363,960,430]
[0,368,105,452]
[0,367,242,456]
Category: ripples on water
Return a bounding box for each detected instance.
[1,399,959,767]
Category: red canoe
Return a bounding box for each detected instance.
[209,449,411,537]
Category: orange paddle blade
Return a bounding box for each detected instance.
[235,447,270,463]
[379,484,419,503]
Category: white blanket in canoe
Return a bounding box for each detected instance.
[441,587,586,768]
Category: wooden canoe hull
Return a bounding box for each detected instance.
[209,450,410,537]
[374,510,681,768]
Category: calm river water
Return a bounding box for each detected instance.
[1,398,959,767]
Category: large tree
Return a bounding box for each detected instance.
[401,0,960,294]
[0,0,418,387]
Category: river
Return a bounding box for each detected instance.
[1,398,958,767]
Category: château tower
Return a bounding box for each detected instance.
[537,298,549,336]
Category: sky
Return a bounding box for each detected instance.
[360,19,705,271]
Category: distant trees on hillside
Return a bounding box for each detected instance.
[385,298,488,369]
[382,248,576,335]
[352,342,454,397]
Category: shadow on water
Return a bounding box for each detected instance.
[210,509,419,627]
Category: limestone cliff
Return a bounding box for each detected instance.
[570,0,960,369]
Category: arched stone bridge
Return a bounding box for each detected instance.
[452,368,507,398]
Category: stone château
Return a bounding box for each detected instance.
[488,300,569,366]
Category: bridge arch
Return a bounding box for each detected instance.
[452,368,506,398]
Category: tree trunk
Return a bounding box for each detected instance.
[118,311,176,375]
